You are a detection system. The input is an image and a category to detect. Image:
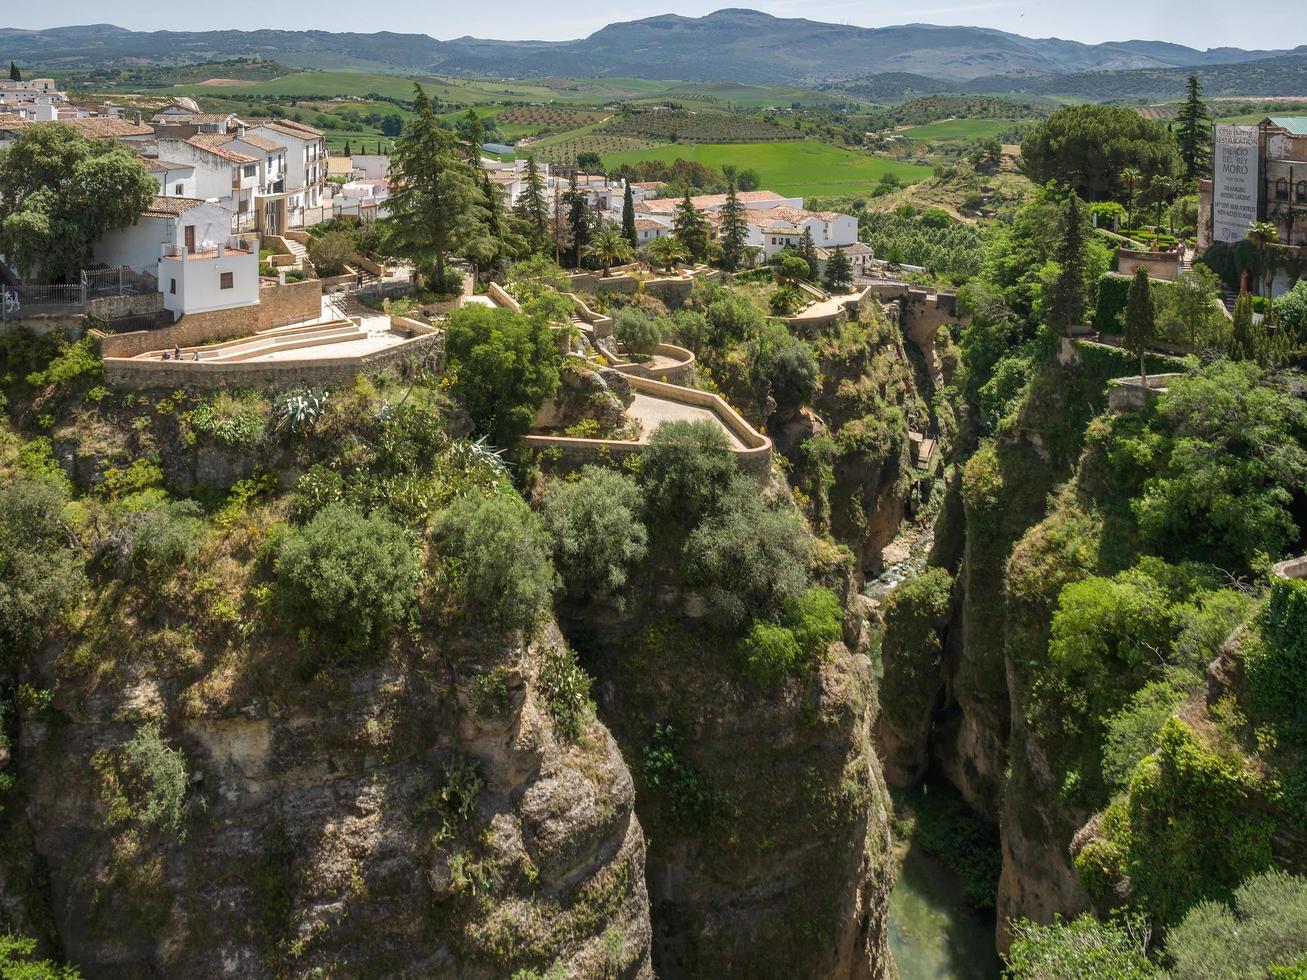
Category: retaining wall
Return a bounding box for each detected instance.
[1117,248,1182,282]
[486,281,522,313]
[522,373,771,481]
[87,292,165,320]
[607,343,696,385]
[1107,373,1184,413]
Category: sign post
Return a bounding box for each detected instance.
[1212,124,1260,244]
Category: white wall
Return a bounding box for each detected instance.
[93,215,174,274]
[155,168,197,198]
[353,154,390,179]
[160,248,259,317]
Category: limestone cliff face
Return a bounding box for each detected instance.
[566,596,896,980]
[8,620,652,978]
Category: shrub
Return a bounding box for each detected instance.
[122,723,190,838]
[683,476,810,630]
[781,587,843,659]
[190,391,267,448]
[775,255,811,285]
[703,291,763,345]
[537,644,593,741]
[540,467,648,603]
[1245,576,1307,745]
[1005,913,1155,980]
[880,568,953,730]
[0,934,82,979]
[274,503,422,653]
[740,621,801,683]
[24,337,102,389]
[0,478,84,659]
[612,307,663,356]
[664,309,710,352]
[746,321,818,411]
[506,254,571,303]
[307,227,356,276]
[114,499,204,581]
[640,723,724,832]
[469,667,512,718]
[1164,870,1307,980]
[443,305,561,446]
[638,419,737,527]
[434,493,556,635]
[768,284,804,315]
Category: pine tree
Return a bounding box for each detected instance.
[718,177,749,271]
[566,171,592,268]
[798,227,820,280]
[381,84,487,287]
[1176,74,1212,182]
[8,62,19,82]
[621,181,637,248]
[1048,193,1089,336]
[824,246,853,292]
[1122,266,1156,386]
[462,109,485,165]
[343,141,352,157]
[513,155,550,250]
[672,191,709,262]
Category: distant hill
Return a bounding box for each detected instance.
[0,11,1294,86]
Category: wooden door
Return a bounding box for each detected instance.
[184,225,196,252]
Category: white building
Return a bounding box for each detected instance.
[636,189,803,218]
[633,218,671,245]
[353,154,390,180]
[142,156,198,198]
[93,197,259,319]
[247,120,327,223]
[153,136,262,231]
[743,206,860,261]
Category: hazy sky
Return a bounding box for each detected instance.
[12,1,1306,51]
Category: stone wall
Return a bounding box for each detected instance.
[642,276,693,308]
[1,315,84,338]
[98,304,260,357]
[606,343,696,385]
[487,281,522,313]
[1106,373,1184,413]
[1117,248,1181,281]
[104,329,443,390]
[86,292,164,321]
[257,278,323,329]
[569,272,638,295]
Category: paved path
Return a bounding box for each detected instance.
[625,392,745,449]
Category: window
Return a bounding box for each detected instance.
[1298,181,1307,203]
[243,164,256,178]
[1276,178,1290,201]
[220,272,234,290]
[174,183,184,195]
[169,279,176,295]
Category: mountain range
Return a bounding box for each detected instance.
[2,10,1303,87]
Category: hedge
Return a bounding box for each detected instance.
[1092,272,1178,335]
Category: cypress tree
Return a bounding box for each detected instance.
[566,171,592,268]
[343,141,352,157]
[798,227,819,280]
[8,62,19,82]
[1176,74,1212,182]
[621,181,637,248]
[672,191,709,262]
[513,155,549,250]
[824,246,853,292]
[1048,192,1090,336]
[718,177,749,271]
[1123,266,1156,386]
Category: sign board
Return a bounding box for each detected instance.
[1212,124,1260,244]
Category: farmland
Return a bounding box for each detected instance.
[603,108,803,143]
[897,119,1024,144]
[600,141,933,198]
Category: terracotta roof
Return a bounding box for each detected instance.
[186,134,259,164]
[743,206,843,227]
[143,195,209,217]
[140,155,194,173]
[0,116,152,138]
[815,243,873,259]
[252,120,325,140]
[632,181,666,189]
[634,219,666,231]
[639,189,788,214]
[230,132,285,153]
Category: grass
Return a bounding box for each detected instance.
[896,119,1020,143]
[600,141,932,198]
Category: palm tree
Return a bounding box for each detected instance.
[645,234,688,274]
[584,226,635,278]
[1120,167,1143,227]
[1245,221,1280,300]
[1148,175,1178,237]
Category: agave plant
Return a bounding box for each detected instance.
[448,435,509,479]
[275,388,328,433]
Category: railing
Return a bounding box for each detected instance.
[83,266,157,296]
[1,282,86,319]
[161,236,256,260]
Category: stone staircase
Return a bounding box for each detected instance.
[284,236,309,270]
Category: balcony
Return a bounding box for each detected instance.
[161,236,256,261]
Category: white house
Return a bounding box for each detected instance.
[353,154,390,180]
[153,136,262,231]
[247,120,327,224]
[815,242,877,278]
[142,156,198,198]
[93,197,259,319]
[637,189,803,217]
[633,218,671,245]
[743,206,860,261]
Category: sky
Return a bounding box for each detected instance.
[10,1,1306,52]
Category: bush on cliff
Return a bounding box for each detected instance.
[880,568,953,731]
[1005,912,1155,980]
[638,419,737,528]
[0,477,84,660]
[274,502,422,653]
[541,466,648,604]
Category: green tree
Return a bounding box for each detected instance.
[0,123,157,282]
[1165,870,1307,980]
[1245,220,1280,300]
[1120,166,1144,227]
[1005,913,1155,980]
[8,61,20,82]
[1047,192,1090,336]
[274,503,422,653]
[443,304,561,445]
[461,108,485,164]
[745,320,817,411]
[0,478,84,661]
[1156,266,1227,351]
[382,85,486,286]
[565,171,592,268]
[638,419,737,527]
[1021,105,1179,202]
[0,934,81,979]
[1146,174,1178,231]
[621,180,637,248]
[612,307,663,355]
[646,233,687,273]
[434,492,556,634]
[672,191,709,262]
[1175,74,1212,182]
[797,226,820,280]
[541,466,648,603]
[1273,277,1307,345]
[575,151,601,173]
[1122,267,1156,386]
[823,246,853,291]
[513,155,550,249]
[505,253,569,303]
[584,224,634,278]
[717,177,749,271]
[776,254,811,285]
[343,140,351,156]
[307,227,356,276]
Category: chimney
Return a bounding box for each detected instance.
[133,110,142,126]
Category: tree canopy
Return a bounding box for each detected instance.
[1021,105,1179,202]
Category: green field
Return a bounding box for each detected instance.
[600,141,932,197]
[896,119,1021,142]
[642,82,863,110]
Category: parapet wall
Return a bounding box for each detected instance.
[521,373,772,481]
[1117,248,1181,282]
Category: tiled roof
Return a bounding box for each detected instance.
[639,189,788,214]
[252,120,325,140]
[186,134,259,164]
[230,132,285,153]
[0,116,152,138]
[634,219,667,231]
[143,195,209,217]
[1267,116,1307,135]
[140,156,194,173]
[743,206,843,227]
[631,181,666,189]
